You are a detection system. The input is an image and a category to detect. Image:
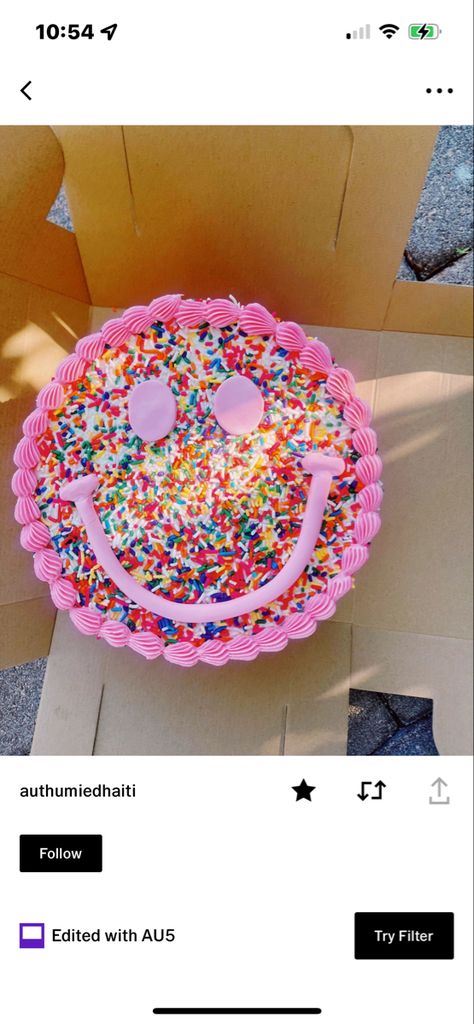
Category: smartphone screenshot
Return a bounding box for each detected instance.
[0,2,472,1021]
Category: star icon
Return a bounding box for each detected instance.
[292,779,315,802]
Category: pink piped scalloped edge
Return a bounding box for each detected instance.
[12,295,383,666]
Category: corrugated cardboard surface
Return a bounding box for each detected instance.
[384,280,473,338]
[0,127,89,302]
[32,614,352,757]
[56,125,446,329]
[31,325,473,756]
[55,124,472,335]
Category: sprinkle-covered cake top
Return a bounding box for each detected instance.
[12,296,383,667]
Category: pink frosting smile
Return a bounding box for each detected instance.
[60,452,345,625]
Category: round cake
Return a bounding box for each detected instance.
[12,295,383,666]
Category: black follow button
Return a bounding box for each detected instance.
[20,835,102,872]
[355,913,454,960]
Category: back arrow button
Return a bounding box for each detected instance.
[20,81,32,100]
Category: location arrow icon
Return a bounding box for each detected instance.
[20,81,32,100]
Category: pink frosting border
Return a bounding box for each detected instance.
[13,296,383,666]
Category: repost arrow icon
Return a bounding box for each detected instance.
[20,81,32,100]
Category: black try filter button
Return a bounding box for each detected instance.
[20,835,102,872]
[355,913,454,959]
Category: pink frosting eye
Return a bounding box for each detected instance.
[128,380,177,443]
[213,373,264,436]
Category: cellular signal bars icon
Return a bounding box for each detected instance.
[346,25,371,39]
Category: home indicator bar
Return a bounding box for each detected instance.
[152,1012,323,1017]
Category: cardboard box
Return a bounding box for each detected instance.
[0,125,472,754]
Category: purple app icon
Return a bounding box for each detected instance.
[19,923,45,949]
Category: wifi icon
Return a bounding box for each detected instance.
[379,23,400,38]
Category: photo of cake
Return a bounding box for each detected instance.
[12,295,382,666]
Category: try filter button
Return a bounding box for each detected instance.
[20,835,102,872]
[355,913,454,959]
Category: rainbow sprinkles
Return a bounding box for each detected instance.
[12,295,383,667]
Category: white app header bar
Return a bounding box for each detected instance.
[0,0,472,124]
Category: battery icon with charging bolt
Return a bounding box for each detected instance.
[409,23,439,39]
